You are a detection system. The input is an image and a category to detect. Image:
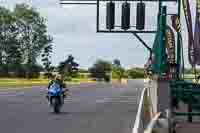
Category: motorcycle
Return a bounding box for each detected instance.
[47,83,64,113]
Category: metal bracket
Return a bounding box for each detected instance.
[132,33,152,53]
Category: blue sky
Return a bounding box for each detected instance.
[0,0,196,69]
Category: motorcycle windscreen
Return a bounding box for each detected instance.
[49,83,62,95]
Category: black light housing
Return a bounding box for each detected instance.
[136,2,145,30]
[121,2,130,30]
[106,1,115,30]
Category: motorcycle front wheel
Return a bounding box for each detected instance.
[52,98,60,113]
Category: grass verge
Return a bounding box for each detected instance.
[0,78,95,89]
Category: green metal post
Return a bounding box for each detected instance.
[152,6,167,74]
[177,0,181,79]
[159,6,167,74]
[158,1,162,27]
[158,1,162,13]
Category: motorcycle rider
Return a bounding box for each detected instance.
[47,74,68,104]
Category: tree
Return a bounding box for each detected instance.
[89,59,112,81]
[112,67,125,80]
[112,59,125,81]
[113,59,121,67]
[0,6,21,77]
[79,68,88,73]
[0,4,53,78]
[57,55,79,81]
[14,4,52,78]
[41,36,53,78]
[127,68,145,79]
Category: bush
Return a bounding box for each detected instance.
[10,64,26,78]
[43,72,53,79]
[0,64,27,78]
[0,64,44,78]
[104,75,111,82]
[0,65,9,77]
[77,73,89,79]
[123,72,129,78]
[64,76,72,81]
[89,59,111,81]
[25,64,43,79]
[127,68,145,79]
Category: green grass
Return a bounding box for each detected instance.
[0,78,95,89]
[0,78,48,89]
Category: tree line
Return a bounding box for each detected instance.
[88,59,145,81]
[47,55,146,81]
[49,56,199,81]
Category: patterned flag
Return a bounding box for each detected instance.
[194,0,200,65]
[182,0,195,66]
[166,26,176,79]
[166,26,176,65]
[171,15,181,33]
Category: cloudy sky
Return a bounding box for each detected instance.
[0,0,196,69]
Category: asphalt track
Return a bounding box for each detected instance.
[0,79,143,133]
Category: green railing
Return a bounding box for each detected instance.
[173,112,200,116]
[170,80,200,122]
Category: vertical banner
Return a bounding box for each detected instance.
[171,15,181,33]
[194,0,200,65]
[166,26,176,65]
[182,0,196,66]
[166,26,176,79]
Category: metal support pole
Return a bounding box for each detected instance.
[132,33,152,53]
[152,6,167,74]
[159,6,167,74]
[176,0,181,79]
[158,1,162,28]
[96,0,99,32]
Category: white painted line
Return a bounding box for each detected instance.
[103,97,138,100]
[96,99,111,103]
[64,98,82,102]
[64,96,139,104]
[107,101,138,103]
[96,97,138,103]
[96,100,137,104]
[133,88,147,133]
